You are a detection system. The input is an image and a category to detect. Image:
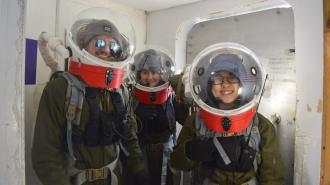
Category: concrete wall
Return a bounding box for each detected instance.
[147,0,323,184]
[0,0,25,185]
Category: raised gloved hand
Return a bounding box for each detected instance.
[134,171,151,185]
[211,135,255,172]
[185,136,249,169]
[185,139,216,162]
[135,104,158,120]
[181,64,193,100]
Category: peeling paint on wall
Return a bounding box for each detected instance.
[307,104,312,112]
[294,136,311,185]
[317,99,323,112]
[0,0,26,184]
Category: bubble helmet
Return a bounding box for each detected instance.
[189,43,265,133]
[130,48,175,104]
[66,7,135,88]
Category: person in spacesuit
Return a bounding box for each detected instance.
[170,42,286,185]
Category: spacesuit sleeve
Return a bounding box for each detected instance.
[120,94,147,175]
[257,113,286,185]
[169,73,190,125]
[170,114,200,170]
[31,79,71,185]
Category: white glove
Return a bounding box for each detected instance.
[38,32,70,73]
[182,64,193,100]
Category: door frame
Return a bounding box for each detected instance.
[321,0,330,184]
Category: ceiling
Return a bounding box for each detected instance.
[109,0,202,12]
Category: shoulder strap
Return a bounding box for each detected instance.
[109,85,131,157]
[195,112,216,139]
[59,72,86,160]
[60,72,86,125]
[164,93,177,131]
[109,85,129,118]
[249,115,261,172]
[247,115,261,152]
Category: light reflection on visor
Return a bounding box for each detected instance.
[95,39,122,58]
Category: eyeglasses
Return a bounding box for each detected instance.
[95,39,122,58]
[210,74,240,85]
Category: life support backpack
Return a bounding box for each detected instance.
[53,71,130,160]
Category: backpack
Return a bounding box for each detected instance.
[54,71,129,160]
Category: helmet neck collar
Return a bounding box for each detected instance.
[199,106,256,133]
[68,60,124,89]
[133,86,172,104]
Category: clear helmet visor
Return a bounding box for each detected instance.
[189,43,265,115]
[66,7,135,68]
[130,48,175,92]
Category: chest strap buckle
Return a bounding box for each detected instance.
[86,167,109,182]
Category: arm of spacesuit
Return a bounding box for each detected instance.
[38,32,70,73]
[170,114,200,170]
[31,79,71,185]
[170,64,195,125]
[257,113,286,185]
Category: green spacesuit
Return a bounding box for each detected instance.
[32,78,146,185]
[171,112,286,185]
[170,43,286,185]
[123,48,189,185]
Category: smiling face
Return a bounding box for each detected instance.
[210,71,240,109]
[86,34,119,61]
[139,69,162,87]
